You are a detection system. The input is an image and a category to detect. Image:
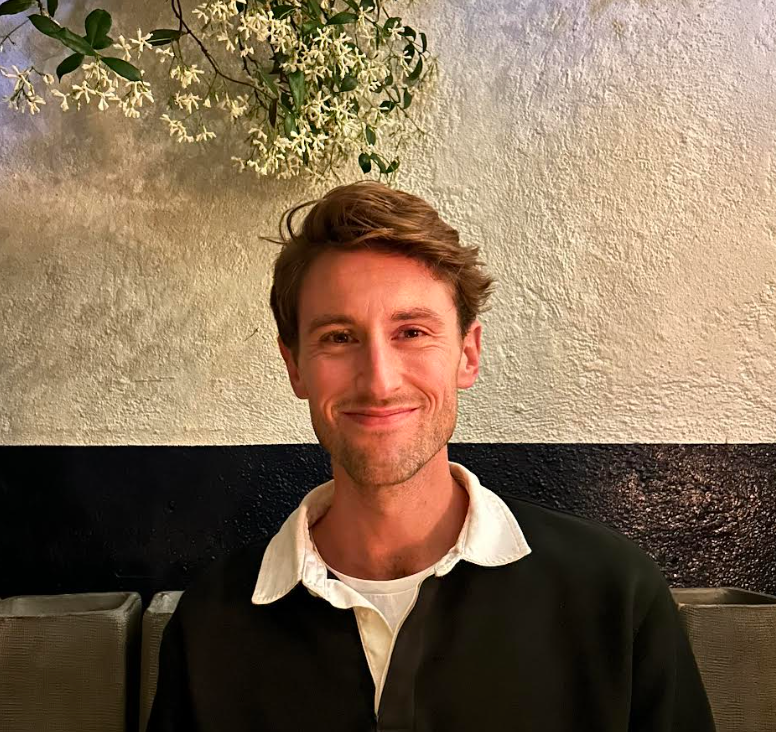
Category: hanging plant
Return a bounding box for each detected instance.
[0,0,435,181]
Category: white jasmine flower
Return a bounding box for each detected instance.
[114,35,134,61]
[71,83,93,102]
[28,94,45,113]
[50,89,69,111]
[216,30,236,51]
[170,63,206,88]
[387,24,405,43]
[192,3,210,23]
[195,125,216,142]
[129,28,153,55]
[174,92,201,113]
[160,113,194,142]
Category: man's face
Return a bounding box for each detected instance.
[279,249,482,488]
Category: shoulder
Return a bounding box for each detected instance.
[501,495,667,619]
[503,494,651,563]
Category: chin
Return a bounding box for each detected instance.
[336,445,431,489]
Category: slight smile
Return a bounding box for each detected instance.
[342,408,419,427]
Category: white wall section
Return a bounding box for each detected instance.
[1,0,774,444]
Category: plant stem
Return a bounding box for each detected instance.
[169,0,266,98]
[237,34,272,108]
[0,20,28,48]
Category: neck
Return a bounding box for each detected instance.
[310,450,469,580]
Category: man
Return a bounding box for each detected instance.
[148,181,716,731]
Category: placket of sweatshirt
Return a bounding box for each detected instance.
[353,585,426,716]
[301,549,425,717]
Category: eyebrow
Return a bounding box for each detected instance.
[306,307,447,335]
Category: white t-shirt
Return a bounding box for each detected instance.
[324,561,436,632]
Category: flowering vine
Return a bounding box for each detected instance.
[0,0,435,181]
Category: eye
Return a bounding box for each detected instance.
[320,328,427,344]
[321,330,352,344]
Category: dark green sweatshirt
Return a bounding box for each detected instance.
[148,496,716,731]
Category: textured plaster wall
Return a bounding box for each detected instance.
[1,0,775,445]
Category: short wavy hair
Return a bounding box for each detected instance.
[267,180,495,359]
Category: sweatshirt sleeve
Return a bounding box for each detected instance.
[628,575,716,732]
[146,607,199,732]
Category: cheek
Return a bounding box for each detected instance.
[411,353,460,395]
[304,360,351,403]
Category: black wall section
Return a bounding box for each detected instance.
[0,444,774,604]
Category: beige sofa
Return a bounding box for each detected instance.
[1,587,774,732]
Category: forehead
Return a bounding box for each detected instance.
[298,249,456,322]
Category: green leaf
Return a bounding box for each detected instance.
[30,14,98,57]
[272,4,296,19]
[283,112,297,137]
[257,66,278,97]
[403,43,415,61]
[358,152,372,173]
[148,28,183,46]
[306,0,322,18]
[385,159,399,174]
[326,11,357,25]
[57,28,97,56]
[287,69,305,110]
[420,32,427,53]
[365,125,375,145]
[269,97,278,126]
[301,19,322,35]
[402,89,412,108]
[236,1,247,10]
[379,99,395,113]
[84,9,111,46]
[407,56,423,82]
[28,13,61,37]
[279,91,293,112]
[339,74,357,92]
[55,51,83,81]
[0,0,34,16]
[372,153,387,174]
[101,56,142,82]
[401,24,416,40]
[384,72,393,86]
[360,0,374,9]
[384,17,400,31]
[93,34,113,50]
[343,0,359,10]
[46,0,58,16]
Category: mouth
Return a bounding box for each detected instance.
[342,408,419,428]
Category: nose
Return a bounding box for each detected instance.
[356,333,402,401]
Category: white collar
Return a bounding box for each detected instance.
[251,462,532,608]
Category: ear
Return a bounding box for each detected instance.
[457,320,482,389]
[278,336,309,399]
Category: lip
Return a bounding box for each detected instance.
[342,408,418,428]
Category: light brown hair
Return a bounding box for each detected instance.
[267,180,495,359]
